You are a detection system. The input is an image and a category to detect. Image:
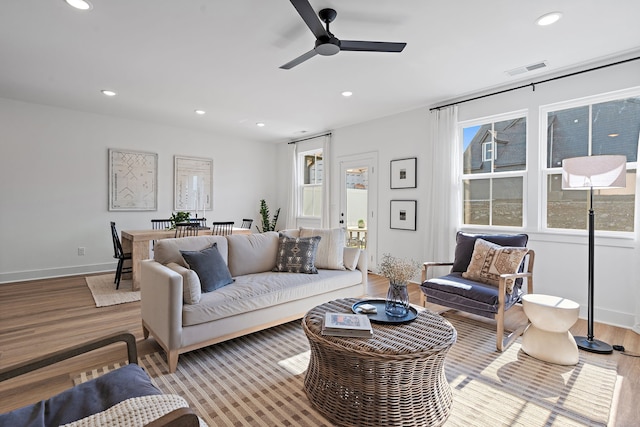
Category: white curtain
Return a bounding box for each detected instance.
[285,143,299,229]
[424,106,460,267]
[321,134,331,228]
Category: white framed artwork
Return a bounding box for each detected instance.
[174,156,213,214]
[108,148,158,211]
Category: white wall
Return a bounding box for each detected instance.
[0,98,278,283]
[275,58,640,329]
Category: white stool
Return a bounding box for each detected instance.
[521,294,580,365]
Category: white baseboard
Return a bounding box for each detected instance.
[0,263,114,284]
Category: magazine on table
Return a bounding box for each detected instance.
[321,312,373,338]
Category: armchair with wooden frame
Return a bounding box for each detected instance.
[420,232,535,352]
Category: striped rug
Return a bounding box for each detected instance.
[74,315,616,426]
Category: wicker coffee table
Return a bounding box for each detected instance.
[302,298,457,427]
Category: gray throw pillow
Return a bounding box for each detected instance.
[180,243,234,293]
[273,234,321,274]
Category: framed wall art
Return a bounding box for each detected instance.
[390,157,417,189]
[174,156,213,214]
[108,148,158,211]
[390,200,417,231]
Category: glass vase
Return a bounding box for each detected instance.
[385,282,410,317]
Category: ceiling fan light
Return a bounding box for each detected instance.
[65,0,92,10]
[536,12,562,26]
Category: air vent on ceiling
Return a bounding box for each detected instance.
[505,61,548,77]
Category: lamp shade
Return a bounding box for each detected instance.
[561,155,626,190]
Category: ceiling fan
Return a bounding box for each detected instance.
[280,0,407,70]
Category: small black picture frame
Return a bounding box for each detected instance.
[390,200,417,231]
[390,157,417,189]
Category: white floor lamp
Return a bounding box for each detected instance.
[562,155,627,354]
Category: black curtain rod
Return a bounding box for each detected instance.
[288,132,332,144]
[430,55,640,111]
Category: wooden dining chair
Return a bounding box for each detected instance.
[110,222,132,289]
[211,221,234,236]
[241,218,253,229]
[174,223,199,238]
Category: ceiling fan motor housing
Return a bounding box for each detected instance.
[315,36,340,56]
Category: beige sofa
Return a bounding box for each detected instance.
[140,229,367,372]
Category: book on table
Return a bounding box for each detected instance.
[322,312,373,338]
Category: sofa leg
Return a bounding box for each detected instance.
[168,350,179,373]
[142,324,149,340]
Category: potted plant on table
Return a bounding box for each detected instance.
[378,253,421,317]
[169,211,191,230]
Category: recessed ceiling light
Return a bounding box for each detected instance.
[101,89,116,97]
[194,109,206,115]
[65,0,92,10]
[341,91,353,97]
[256,122,265,127]
[536,12,562,26]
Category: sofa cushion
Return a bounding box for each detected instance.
[299,227,346,270]
[154,235,228,267]
[452,231,528,273]
[182,269,364,326]
[343,247,360,271]
[166,262,201,304]
[462,238,528,294]
[226,232,279,277]
[180,243,234,293]
[273,234,321,274]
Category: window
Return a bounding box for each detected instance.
[300,149,323,217]
[461,113,527,227]
[543,92,640,232]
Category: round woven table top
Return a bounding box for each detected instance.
[303,298,457,359]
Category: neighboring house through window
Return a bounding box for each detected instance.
[542,90,640,233]
[460,112,527,227]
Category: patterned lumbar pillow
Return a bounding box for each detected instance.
[462,238,528,294]
[180,243,234,293]
[273,234,321,274]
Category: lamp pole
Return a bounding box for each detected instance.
[574,188,612,354]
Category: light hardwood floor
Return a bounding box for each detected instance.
[1,273,639,425]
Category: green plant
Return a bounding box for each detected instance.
[169,211,191,229]
[257,199,280,232]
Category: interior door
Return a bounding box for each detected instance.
[339,153,378,270]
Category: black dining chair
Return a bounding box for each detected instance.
[175,223,200,238]
[190,218,207,228]
[151,219,172,230]
[110,222,132,289]
[211,221,234,236]
[241,218,253,229]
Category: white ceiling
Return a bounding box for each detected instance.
[2,0,639,143]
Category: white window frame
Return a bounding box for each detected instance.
[482,141,494,162]
[459,109,528,230]
[298,149,323,219]
[539,87,640,237]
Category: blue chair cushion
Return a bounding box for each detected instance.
[421,272,523,318]
[0,364,160,427]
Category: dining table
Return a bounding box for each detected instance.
[121,227,251,290]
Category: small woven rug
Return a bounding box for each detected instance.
[74,316,617,426]
[85,274,140,307]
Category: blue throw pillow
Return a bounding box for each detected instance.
[180,243,234,293]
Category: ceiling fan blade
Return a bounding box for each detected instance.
[340,40,407,53]
[280,48,318,70]
[289,0,327,39]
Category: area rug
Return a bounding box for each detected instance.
[74,316,617,426]
[85,274,140,307]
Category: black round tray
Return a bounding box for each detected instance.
[351,299,418,324]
